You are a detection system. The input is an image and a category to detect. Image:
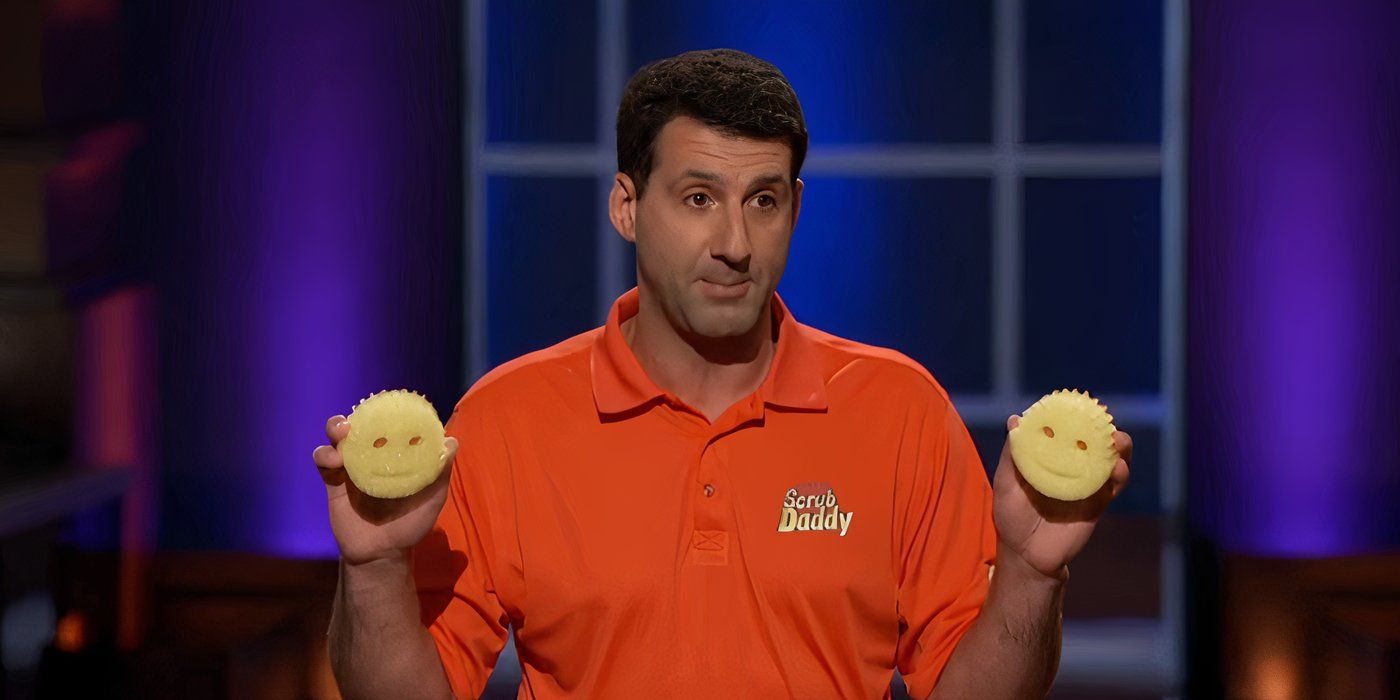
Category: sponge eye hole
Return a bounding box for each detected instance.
[373,437,387,448]
[409,436,422,446]
[1042,426,1055,438]
[1076,440,1088,450]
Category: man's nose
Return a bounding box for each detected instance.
[712,203,752,267]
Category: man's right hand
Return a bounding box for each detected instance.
[312,414,459,566]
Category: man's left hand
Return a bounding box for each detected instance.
[991,415,1133,580]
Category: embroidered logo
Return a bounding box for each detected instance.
[776,482,854,537]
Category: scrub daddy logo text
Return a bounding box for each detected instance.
[776,484,854,537]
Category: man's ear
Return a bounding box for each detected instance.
[609,173,638,244]
[791,177,804,229]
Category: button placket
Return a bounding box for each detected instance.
[693,440,724,526]
[688,440,729,565]
[686,395,765,565]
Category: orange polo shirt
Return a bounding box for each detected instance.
[412,287,997,699]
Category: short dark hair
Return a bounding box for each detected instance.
[616,48,808,199]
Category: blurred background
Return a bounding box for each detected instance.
[0,0,1396,698]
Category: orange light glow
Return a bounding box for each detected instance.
[54,611,90,653]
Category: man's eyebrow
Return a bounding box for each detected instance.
[678,169,723,183]
[750,173,787,188]
[676,169,788,188]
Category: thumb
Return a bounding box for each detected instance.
[441,436,459,467]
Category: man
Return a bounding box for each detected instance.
[315,48,1131,699]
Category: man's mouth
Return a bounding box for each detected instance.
[698,278,751,299]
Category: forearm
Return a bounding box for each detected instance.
[929,548,1065,699]
[328,555,454,700]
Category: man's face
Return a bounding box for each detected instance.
[611,115,803,339]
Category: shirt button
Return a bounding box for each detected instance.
[703,484,715,497]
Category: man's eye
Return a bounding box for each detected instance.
[753,194,775,208]
[687,193,711,207]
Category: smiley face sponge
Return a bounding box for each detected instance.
[1007,389,1117,501]
[340,389,447,499]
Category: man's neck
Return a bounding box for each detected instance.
[621,290,776,424]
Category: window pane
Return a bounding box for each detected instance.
[629,2,992,143]
[486,176,597,368]
[487,1,596,143]
[779,177,992,392]
[1023,178,1161,394]
[1025,0,1163,143]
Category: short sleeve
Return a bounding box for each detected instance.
[893,389,998,699]
[412,401,518,699]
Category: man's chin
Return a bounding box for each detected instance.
[684,302,762,339]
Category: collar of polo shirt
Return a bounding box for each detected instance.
[590,286,829,416]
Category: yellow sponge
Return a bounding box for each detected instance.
[1008,389,1117,501]
[340,389,447,499]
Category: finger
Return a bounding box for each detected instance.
[1108,457,1130,498]
[433,443,456,486]
[1000,417,1020,460]
[440,436,459,468]
[1113,430,1133,467]
[312,444,343,471]
[314,444,349,489]
[320,464,348,489]
[994,415,1022,487]
[326,415,351,444]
